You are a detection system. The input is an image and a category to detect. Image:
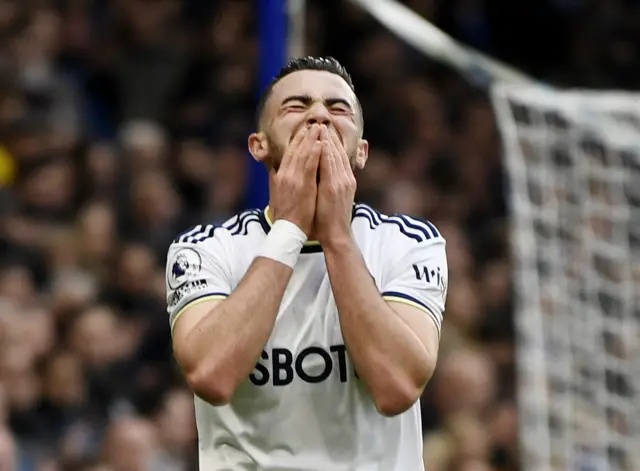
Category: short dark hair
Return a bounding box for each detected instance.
[256,56,362,129]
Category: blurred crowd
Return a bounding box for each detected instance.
[1,0,639,471]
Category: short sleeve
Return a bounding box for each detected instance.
[380,237,448,334]
[165,225,233,331]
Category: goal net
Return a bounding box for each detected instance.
[346,1,640,470]
[492,85,640,471]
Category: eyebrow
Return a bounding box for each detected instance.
[281,95,354,111]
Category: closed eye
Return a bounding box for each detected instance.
[326,98,354,115]
[330,105,351,114]
[281,95,313,112]
[286,104,308,112]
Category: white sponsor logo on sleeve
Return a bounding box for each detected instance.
[169,280,208,308]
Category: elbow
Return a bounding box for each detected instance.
[373,367,435,417]
[175,344,237,406]
[374,383,424,417]
[184,364,235,406]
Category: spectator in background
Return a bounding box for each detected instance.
[0,425,16,471]
[1,0,639,470]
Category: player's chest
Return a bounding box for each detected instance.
[233,249,380,397]
[271,253,343,345]
[231,243,382,350]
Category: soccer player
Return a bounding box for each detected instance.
[166,57,448,470]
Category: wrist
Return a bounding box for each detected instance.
[257,219,308,269]
[321,232,356,255]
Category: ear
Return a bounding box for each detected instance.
[355,139,369,170]
[248,132,269,162]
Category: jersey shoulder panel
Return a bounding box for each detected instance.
[165,209,268,330]
[220,208,269,238]
[352,203,447,332]
[174,208,259,238]
[352,202,443,246]
[170,209,267,250]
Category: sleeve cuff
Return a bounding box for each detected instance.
[171,292,229,331]
[382,291,442,333]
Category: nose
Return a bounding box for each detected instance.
[306,102,331,127]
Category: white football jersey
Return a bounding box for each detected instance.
[165,203,448,471]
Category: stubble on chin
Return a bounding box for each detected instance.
[265,134,286,171]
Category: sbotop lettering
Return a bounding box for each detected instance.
[249,345,351,386]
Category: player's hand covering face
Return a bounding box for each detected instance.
[269,124,322,236]
[314,125,357,245]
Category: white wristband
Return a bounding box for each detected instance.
[257,219,308,269]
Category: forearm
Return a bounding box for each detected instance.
[324,239,432,413]
[183,257,291,398]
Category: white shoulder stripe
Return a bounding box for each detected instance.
[398,213,440,238]
[222,209,258,230]
[223,209,262,236]
[353,203,440,243]
[173,224,219,244]
[232,214,261,236]
[172,209,264,245]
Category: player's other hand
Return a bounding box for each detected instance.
[315,125,356,247]
[270,123,322,236]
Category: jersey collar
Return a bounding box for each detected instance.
[261,206,322,253]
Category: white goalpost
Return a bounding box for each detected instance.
[287,0,306,59]
[343,1,640,470]
[492,85,640,471]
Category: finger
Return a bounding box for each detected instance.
[328,130,350,177]
[304,139,322,178]
[319,140,334,182]
[318,126,334,181]
[280,126,309,170]
[292,123,321,174]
